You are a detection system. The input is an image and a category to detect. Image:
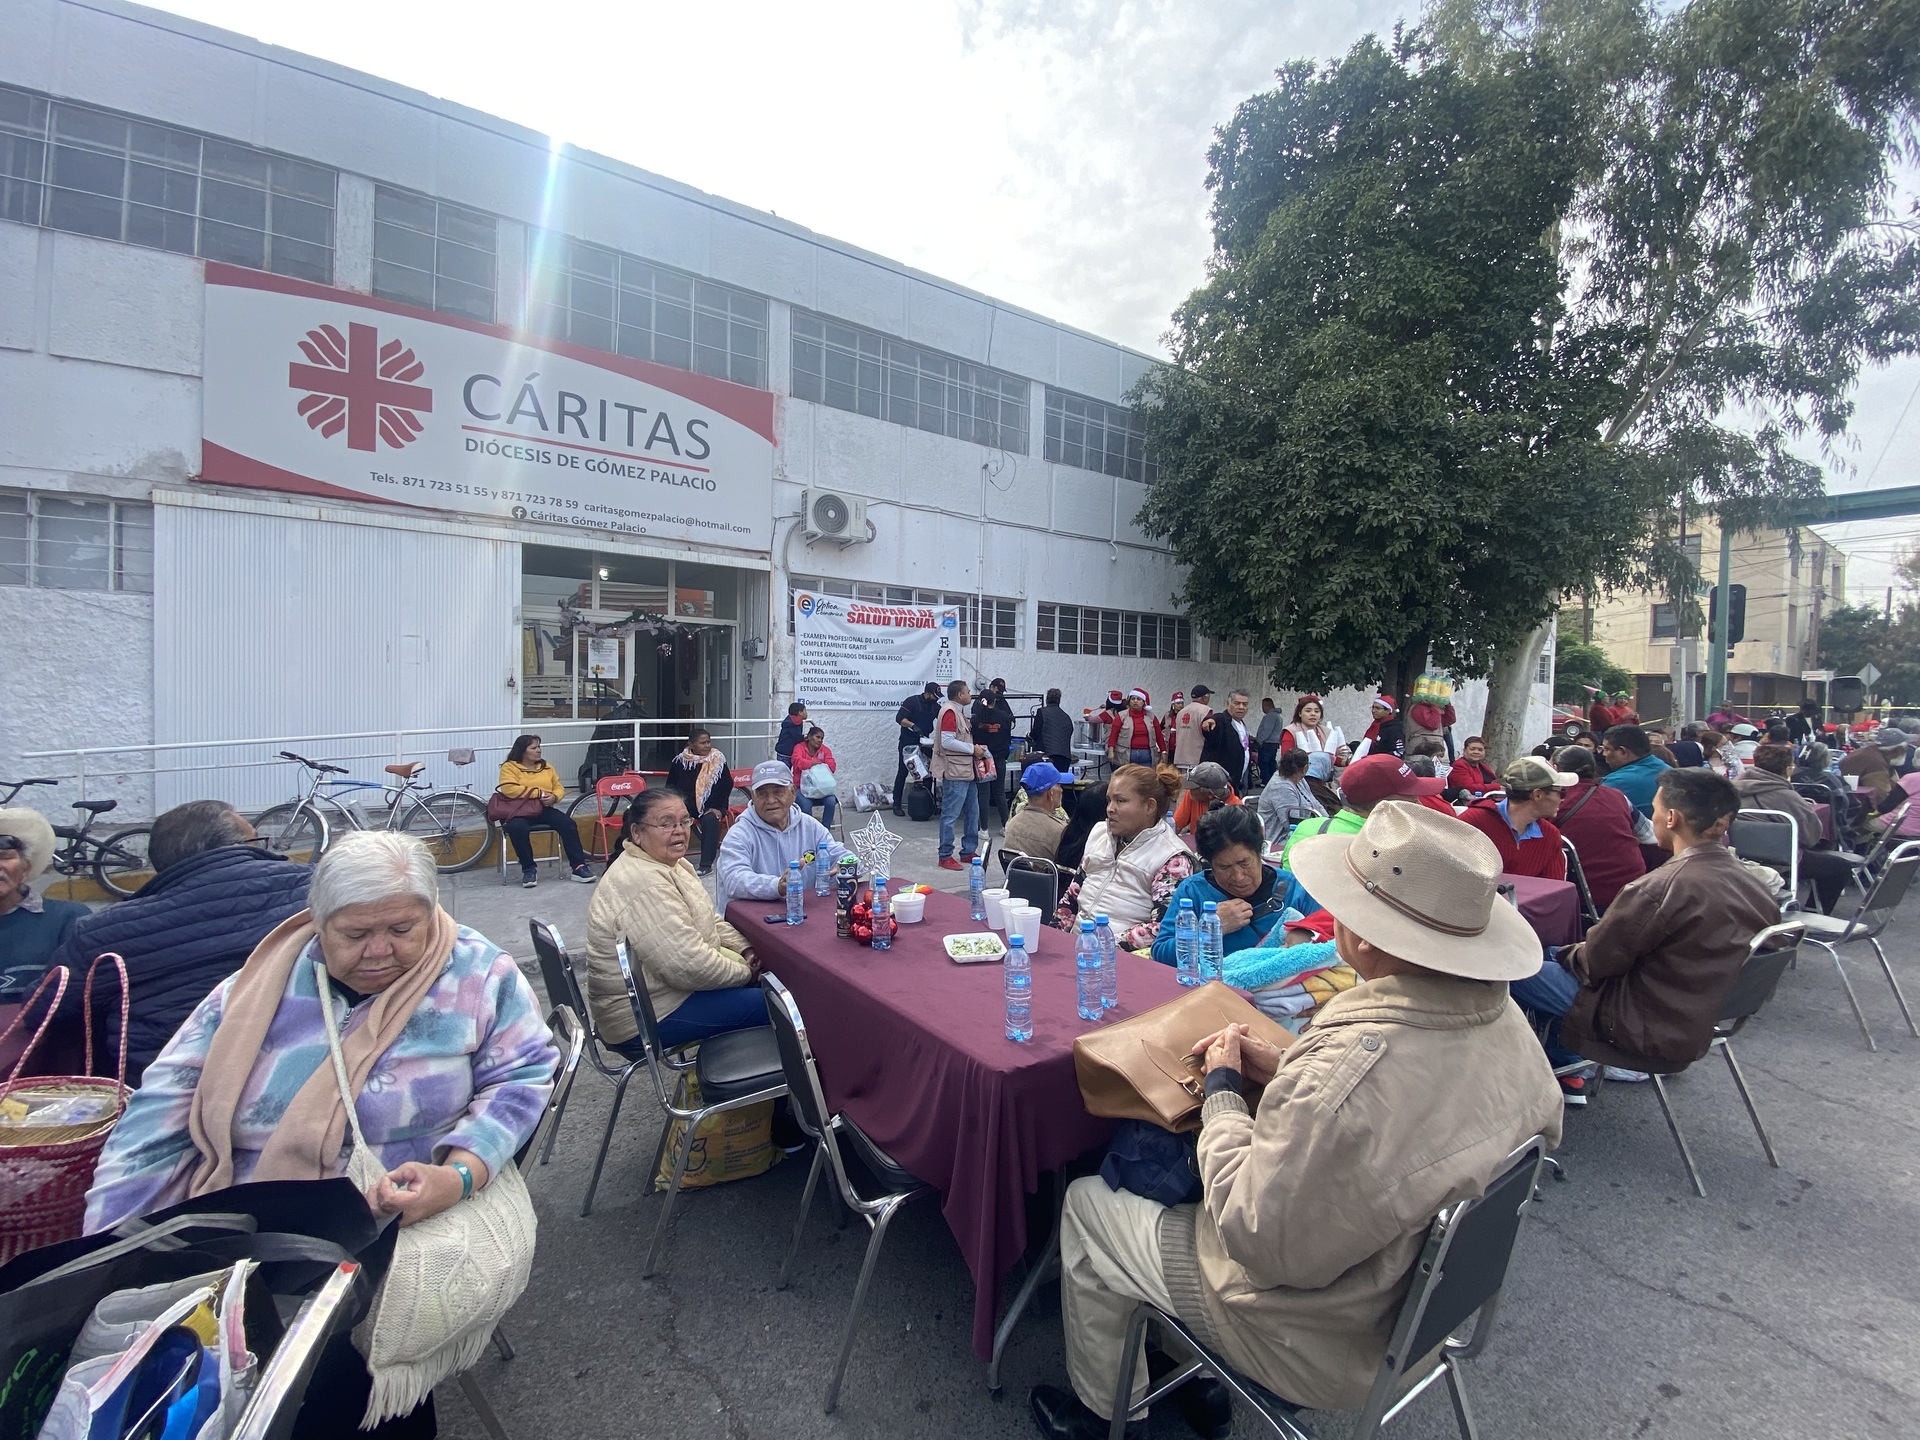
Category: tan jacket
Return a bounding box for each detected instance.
[1001,804,1067,862]
[1172,701,1212,768]
[933,700,976,782]
[583,840,753,1044]
[1733,769,1822,850]
[1161,973,1563,1411]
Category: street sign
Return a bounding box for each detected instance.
[1858,663,1882,686]
[1800,669,1834,682]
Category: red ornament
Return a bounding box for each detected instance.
[850,892,874,946]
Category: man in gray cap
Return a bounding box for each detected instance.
[715,761,852,914]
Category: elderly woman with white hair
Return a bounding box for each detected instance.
[0,806,89,997]
[85,830,558,1234]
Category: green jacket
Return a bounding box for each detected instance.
[1280,807,1366,870]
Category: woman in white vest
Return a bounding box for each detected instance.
[1056,763,1195,949]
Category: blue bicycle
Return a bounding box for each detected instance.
[253,751,493,872]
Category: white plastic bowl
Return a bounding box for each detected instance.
[891,892,927,924]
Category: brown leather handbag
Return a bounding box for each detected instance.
[1073,982,1296,1132]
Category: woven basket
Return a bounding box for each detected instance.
[0,957,130,1263]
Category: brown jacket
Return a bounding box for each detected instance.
[1558,842,1778,1072]
[1159,973,1563,1411]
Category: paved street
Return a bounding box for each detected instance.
[435,812,1917,1440]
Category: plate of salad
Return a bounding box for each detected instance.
[944,932,1007,963]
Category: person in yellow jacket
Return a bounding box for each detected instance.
[497,734,595,888]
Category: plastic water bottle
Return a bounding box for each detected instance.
[870,877,893,951]
[970,856,988,922]
[1199,901,1224,984]
[814,850,831,897]
[1174,899,1200,987]
[1075,921,1104,1021]
[1094,914,1118,1010]
[1004,934,1032,1042]
[786,862,805,925]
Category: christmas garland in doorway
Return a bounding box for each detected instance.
[558,596,703,655]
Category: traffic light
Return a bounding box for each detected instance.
[1829,676,1866,712]
[1708,584,1747,645]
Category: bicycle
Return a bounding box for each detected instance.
[0,778,154,899]
[252,751,494,873]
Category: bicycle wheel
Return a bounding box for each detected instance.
[254,802,328,864]
[402,791,494,872]
[565,792,625,862]
[94,827,155,898]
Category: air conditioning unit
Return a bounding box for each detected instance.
[801,488,869,546]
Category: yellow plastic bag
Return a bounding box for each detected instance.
[652,1065,780,1191]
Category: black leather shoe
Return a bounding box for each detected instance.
[1028,1383,1145,1440]
[1148,1352,1234,1439]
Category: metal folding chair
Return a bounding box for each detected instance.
[762,974,932,1414]
[1106,1137,1551,1440]
[1728,807,1801,913]
[527,919,650,1214]
[230,1263,365,1440]
[1644,922,1803,1198]
[1560,835,1600,932]
[615,941,786,1278]
[1006,854,1062,914]
[1794,841,1920,1051]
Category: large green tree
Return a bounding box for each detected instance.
[1437,0,1920,755]
[1140,0,1920,751]
[1135,31,1662,700]
[1821,599,1920,703]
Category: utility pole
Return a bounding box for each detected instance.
[1708,525,1732,713]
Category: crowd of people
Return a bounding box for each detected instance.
[1,682,1913,1440]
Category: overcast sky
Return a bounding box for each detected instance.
[147,0,1918,601]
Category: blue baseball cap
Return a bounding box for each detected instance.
[1021,761,1069,793]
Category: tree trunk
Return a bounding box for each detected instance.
[1482,618,1554,765]
[1388,637,1429,713]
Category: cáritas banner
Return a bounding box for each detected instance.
[201,264,775,549]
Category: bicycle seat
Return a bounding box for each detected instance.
[385,762,425,778]
[73,798,118,813]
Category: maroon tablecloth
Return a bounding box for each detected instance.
[729,889,1188,1361]
[1505,873,1581,948]
[1814,802,1835,844]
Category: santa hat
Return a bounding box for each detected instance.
[1371,695,1397,713]
[1129,687,1150,706]
[1170,691,1185,706]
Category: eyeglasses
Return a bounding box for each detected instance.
[643,817,696,833]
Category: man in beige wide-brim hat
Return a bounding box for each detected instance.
[1029,803,1563,1440]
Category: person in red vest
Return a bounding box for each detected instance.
[1456,757,1572,880]
[1550,746,1648,911]
[1446,736,1503,801]
[1587,691,1617,734]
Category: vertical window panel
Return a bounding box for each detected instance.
[374,185,493,321]
[1044,387,1156,482]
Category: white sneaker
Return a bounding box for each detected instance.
[1602,1066,1650,1082]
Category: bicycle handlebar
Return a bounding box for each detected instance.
[3,778,56,788]
[278,750,349,776]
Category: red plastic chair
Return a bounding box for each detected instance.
[584,772,647,862]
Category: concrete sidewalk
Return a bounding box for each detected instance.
[429,829,1920,1440]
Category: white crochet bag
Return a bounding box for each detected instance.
[317,963,538,1428]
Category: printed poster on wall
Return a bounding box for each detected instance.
[794,593,959,709]
[201,264,775,550]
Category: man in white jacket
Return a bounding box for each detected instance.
[716,761,853,914]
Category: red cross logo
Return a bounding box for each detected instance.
[288,322,433,451]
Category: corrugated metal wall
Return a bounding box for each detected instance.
[155,502,520,813]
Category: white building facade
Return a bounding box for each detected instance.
[1,0,1531,817]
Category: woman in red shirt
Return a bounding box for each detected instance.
[1455,756,1570,880]
[1549,746,1646,910]
[1446,736,1503,801]
[1105,688,1160,766]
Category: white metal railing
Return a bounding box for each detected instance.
[19,715,782,809]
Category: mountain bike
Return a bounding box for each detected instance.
[253,751,494,873]
[0,778,154,898]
